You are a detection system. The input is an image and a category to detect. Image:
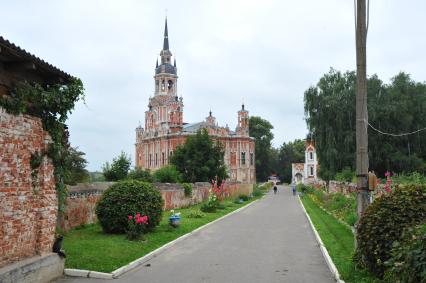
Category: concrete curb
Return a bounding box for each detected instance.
[64,197,261,280]
[298,196,345,283]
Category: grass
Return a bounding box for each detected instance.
[63,197,260,273]
[301,195,379,283]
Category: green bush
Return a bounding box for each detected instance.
[127,168,153,182]
[187,210,205,218]
[182,183,192,197]
[334,167,355,182]
[252,188,263,197]
[384,223,426,283]
[238,194,249,201]
[153,165,181,183]
[355,185,426,278]
[200,202,217,213]
[96,180,164,233]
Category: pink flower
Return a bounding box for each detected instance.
[128,215,133,220]
[385,171,391,177]
[136,212,141,217]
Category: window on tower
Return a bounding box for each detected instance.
[161,80,165,91]
[168,80,173,91]
[250,153,254,165]
[241,152,246,165]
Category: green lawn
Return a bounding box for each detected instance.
[63,197,260,272]
[301,195,379,283]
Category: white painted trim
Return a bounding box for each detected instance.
[297,196,345,283]
[64,197,261,279]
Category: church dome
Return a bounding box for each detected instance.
[156,63,176,75]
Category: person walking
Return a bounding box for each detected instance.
[291,183,297,196]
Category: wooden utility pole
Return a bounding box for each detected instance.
[355,0,370,219]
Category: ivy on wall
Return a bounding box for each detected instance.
[0,78,85,214]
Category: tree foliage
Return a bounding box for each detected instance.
[64,147,90,185]
[171,129,228,183]
[102,151,131,181]
[304,69,426,179]
[127,168,153,182]
[153,165,181,183]
[277,139,305,183]
[249,116,275,181]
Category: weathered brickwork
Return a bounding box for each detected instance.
[0,107,57,268]
[62,182,253,231]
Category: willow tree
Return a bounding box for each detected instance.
[304,69,426,180]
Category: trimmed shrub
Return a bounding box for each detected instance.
[355,184,426,278]
[384,223,426,283]
[182,183,192,197]
[96,180,164,233]
[153,165,181,183]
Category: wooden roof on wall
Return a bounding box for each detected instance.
[0,35,73,87]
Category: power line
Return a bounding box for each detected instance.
[365,120,426,137]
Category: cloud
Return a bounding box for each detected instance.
[2,0,425,170]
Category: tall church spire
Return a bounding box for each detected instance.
[163,18,169,50]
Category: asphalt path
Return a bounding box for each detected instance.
[57,185,334,283]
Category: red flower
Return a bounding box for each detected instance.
[128,215,133,220]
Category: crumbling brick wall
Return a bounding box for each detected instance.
[0,107,57,267]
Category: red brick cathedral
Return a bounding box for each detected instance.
[135,19,256,183]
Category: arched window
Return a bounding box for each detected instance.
[309,151,313,160]
[310,166,314,176]
[241,152,246,165]
[161,80,165,91]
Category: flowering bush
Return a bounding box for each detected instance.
[96,180,163,233]
[126,213,148,240]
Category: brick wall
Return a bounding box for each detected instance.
[62,181,253,231]
[328,181,357,194]
[0,107,57,268]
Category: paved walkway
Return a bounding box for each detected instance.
[58,186,334,283]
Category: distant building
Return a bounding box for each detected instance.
[135,19,256,183]
[291,140,319,184]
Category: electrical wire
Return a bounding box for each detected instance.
[365,120,426,137]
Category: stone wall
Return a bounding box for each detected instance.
[62,181,253,231]
[0,107,57,268]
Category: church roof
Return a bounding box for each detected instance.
[155,63,176,75]
[182,122,208,133]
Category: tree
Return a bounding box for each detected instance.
[153,165,181,183]
[249,116,275,181]
[278,139,305,183]
[304,69,426,179]
[102,151,131,181]
[171,129,228,183]
[64,146,90,185]
[127,168,153,182]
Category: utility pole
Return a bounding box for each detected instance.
[355,0,370,219]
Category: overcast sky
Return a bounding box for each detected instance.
[2,1,426,171]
